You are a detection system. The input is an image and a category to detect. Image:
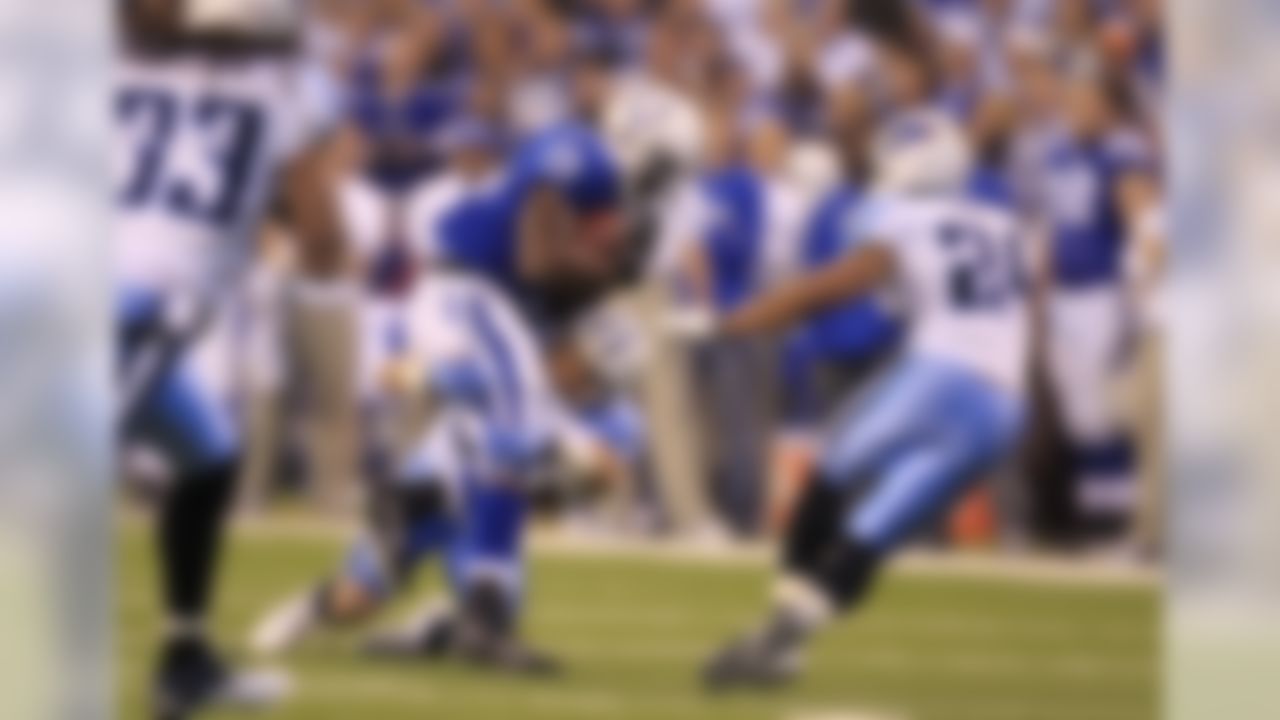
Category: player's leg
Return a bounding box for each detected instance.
[250,298,429,650]
[365,413,613,672]
[456,284,580,675]
[249,480,456,655]
[777,361,934,589]
[705,361,1023,689]
[362,412,617,670]
[121,297,288,715]
[360,276,566,671]
[425,278,545,643]
[250,278,483,657]
[264,278,477,658]
[445,477,563,676]
[387,358,558,674]
[1047,287,1136,542]
[358,468,542,670]
[250,412,466,656]
[703,362,927,689]
[369,279,570,672]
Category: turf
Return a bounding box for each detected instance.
[116,523,1157,720]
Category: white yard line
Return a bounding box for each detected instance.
[294,670,1145,720]
[786,712,908,720]
[532,606,1154,642]
[119,511,1162,588]
[545,641,1154,680]
[530,531,1162,589]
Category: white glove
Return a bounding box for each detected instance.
[662,304,719,341]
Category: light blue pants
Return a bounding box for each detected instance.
[818,356,1024,551]
[118,288,236,474]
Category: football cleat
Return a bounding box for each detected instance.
[153,638,291,719]
[702,622,805,692]
[362,598,457,661]
[248,585,324,657]
[452,602,563,678]
[454,631,564,678]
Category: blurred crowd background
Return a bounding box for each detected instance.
[201,0,1165,558]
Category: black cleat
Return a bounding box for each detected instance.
[702,615,808,692]
[456,633,564,678]
[153,638,290,719]
[363,597,562,677]
[452,609,563,678]
[446,581,565,678]
[701,636,798,691]
[362,603,457,661]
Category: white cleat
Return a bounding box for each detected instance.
[249,587,321,658]
[209,667,294,709]
[362,596,456,660]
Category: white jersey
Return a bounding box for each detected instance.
[115,52,323,298]
[349,172,479,402]
[857,193,1030,395]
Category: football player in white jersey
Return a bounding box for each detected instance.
[698,110,1030,689]
[116,0,345,715]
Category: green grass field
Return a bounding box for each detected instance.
[117,522,1158,720]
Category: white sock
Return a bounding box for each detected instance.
[166,616,207,644]
[771,574,835,635]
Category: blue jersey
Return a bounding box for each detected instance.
[348,57,466,190]
[1042,130,1154,287]
[968,164,1016,211]
[432,123,623,323]
[700,165,766,311]
[796,184,900,361]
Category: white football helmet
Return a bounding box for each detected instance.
[786,140,842,206]
[870,110,973,195]
[602,76,705,186]
[183,0,302,37]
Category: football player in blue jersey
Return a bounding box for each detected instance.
[116,0,349,715]
[1040,68,1161,544]
[249,117,665,674]
[780,104,903,446]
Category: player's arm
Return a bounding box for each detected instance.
[518,185,578,280]
[1116,168,1165,287]
[273,128,356,278]
[1021,221,1054,356]
[677,243,714,303]
[720,243,896,336]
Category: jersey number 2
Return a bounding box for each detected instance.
[117,89,265,228]
[939,222,1022,309]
